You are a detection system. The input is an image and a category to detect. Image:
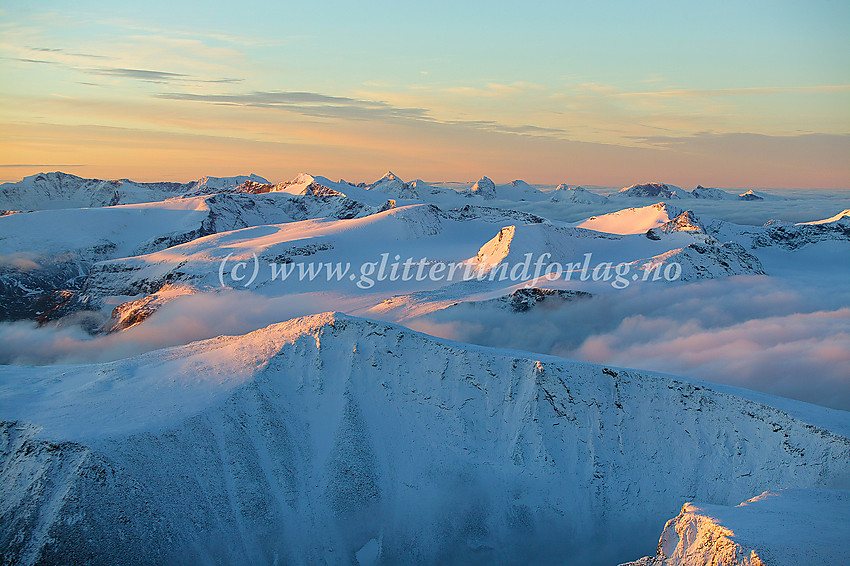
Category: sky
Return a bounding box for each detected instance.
[1,0,848,187]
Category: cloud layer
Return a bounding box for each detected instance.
[409,275,850,410]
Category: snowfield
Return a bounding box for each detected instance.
[0,170,848,565]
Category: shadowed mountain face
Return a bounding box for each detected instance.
[1,314,847,565]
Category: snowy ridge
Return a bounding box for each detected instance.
[1,313,848,564]
[798,208,850,225]
[575,203,689,235]
[625,241,765,281]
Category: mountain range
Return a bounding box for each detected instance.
[0,170,848,565]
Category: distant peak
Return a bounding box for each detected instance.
[470,176,497,200]
[293,172,316,183]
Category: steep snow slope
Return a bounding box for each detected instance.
[798,208,850,225]
[1,313,848,565]
[622,489,850,566]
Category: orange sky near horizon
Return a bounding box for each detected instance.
[1,1,849,189]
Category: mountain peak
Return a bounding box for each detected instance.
[369,171,418,199]
[469,176,497,200]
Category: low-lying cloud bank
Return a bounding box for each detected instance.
[1,269,848,410]
[409,275,850,410]
[0,291,337,365]
[506,190,850,225]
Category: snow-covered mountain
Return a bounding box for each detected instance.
[188,174,271,195]
[737,189,786,201]
[0,171,270,211]
[624,240,765,282]
[1,168,849,565]
[468,176,497,200]
[273,173,395,207]
[690,185,736,200]
[607,183,786,202]
[3,170,845,329]
[622,489,850,566]
[1,313,848,565]
[575,203,700,235]
[495,179,548,201]
[67,199,777,328]
[702,207,850,250]
[408,178,449,197]
[0,191,381,321]
[549,184,609,204]
[368,171,419,199]
[610,183,690,200]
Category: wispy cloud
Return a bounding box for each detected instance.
[28,46,107,59]
[8,57,57,65]
[84,66,243,84]
[88,67,189,81]
[157,89,569,138]
[156,90,430,120]
[2,40,243,84]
